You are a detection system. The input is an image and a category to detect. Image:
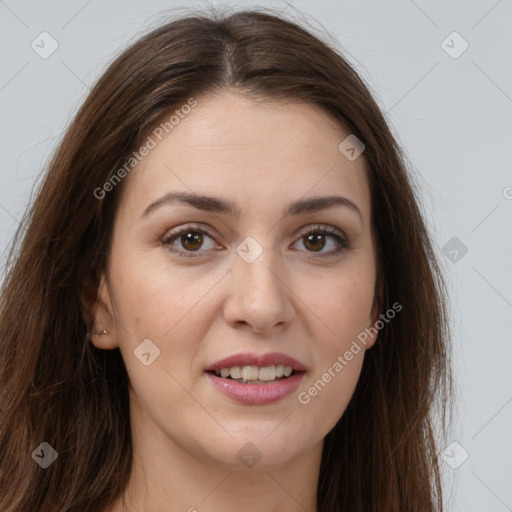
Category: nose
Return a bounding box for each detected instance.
[223,246,294,334]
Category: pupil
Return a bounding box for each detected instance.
[304,234,325,252]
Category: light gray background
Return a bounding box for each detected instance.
[1,1,511,510]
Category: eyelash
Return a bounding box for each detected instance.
[161,223,350,260]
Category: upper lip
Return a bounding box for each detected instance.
[205,352,307,372]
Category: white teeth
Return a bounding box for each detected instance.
[214,364,294,381]
[258,365,276,381]
[230,366,242,379]
[242,365,259,380]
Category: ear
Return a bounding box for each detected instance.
[363,308,381,350]
[364,281,384,351]
[81,273,119,350]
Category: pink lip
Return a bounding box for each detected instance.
[205,351,307,372]
[206,371,306,405]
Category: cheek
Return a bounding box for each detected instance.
[299,351,364,425]
[107,249,224,378]
[108,242,211,332]
[109,260,215,422]
[307,264,376,348]
[295,263,374,421]
[297,289,369,429]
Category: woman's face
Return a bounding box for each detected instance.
[92,91,379,468]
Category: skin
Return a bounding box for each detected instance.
[86,90,380,512]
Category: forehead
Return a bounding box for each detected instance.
[119,91,371,220]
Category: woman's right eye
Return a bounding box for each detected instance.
[162,226,221,258]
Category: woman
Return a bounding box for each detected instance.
[0,7,452,511]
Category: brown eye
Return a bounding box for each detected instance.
[293,225,350,258]
[180,232,204,251]
[303,233,327,252]
[162,226,220,258]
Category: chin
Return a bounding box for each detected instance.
[197,425,312,469]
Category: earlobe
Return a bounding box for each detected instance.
[89,324,118,349]
[363,311,381,350]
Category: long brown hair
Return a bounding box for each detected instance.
[0,6,452,511]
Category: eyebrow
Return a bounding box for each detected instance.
[141,191,363,224]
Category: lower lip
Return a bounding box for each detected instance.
[205,372,306,405]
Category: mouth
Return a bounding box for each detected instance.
[206,364,302,384]
[204,352,307,404]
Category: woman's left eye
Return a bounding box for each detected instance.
[161,224,349,259]
[292,224,350,258]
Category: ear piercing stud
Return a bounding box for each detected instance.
[90,328,109,336]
